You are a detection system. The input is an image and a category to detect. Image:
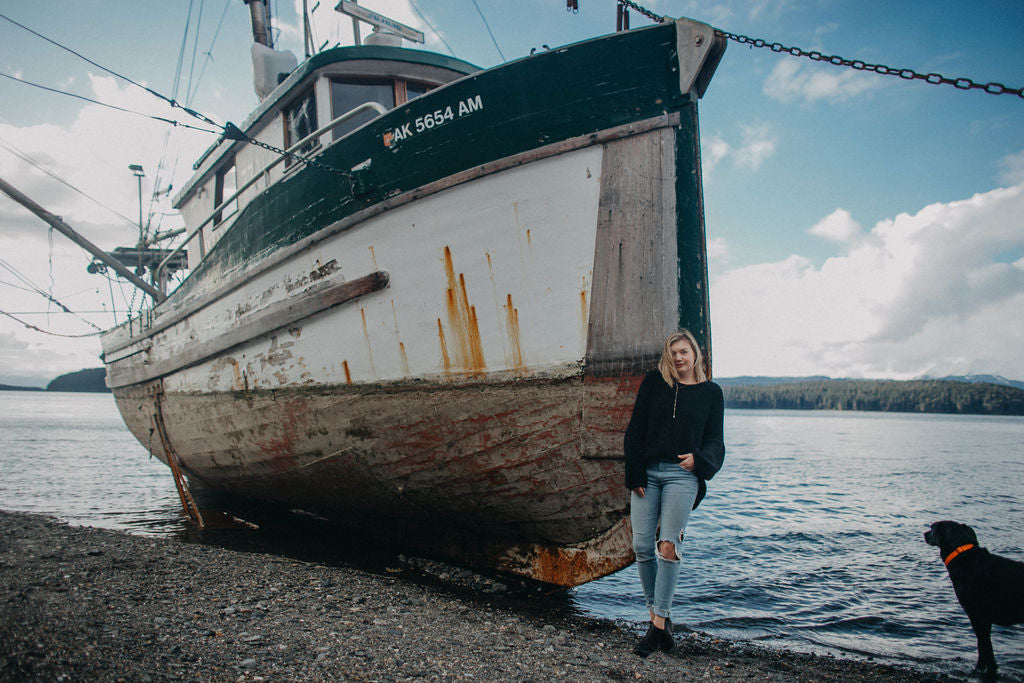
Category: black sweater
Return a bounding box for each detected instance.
[623,370,725,508]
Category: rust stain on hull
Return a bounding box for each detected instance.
[359,307,377,377]
[503,293,525,373]
[437,318,452,375]
[441,246,486,376]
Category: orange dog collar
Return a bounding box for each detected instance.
[943,543,975,566]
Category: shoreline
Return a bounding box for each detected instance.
[1,509,956,682]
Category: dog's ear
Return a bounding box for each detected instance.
[957,522,978,545]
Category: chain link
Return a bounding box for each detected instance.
[610,1,1022,100]
[222,122,354,178]
[716,30,1024,99]
[616,0,666,24]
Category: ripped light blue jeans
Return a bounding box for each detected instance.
[630,461,699,619]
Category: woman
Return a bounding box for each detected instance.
[624,329,725,657]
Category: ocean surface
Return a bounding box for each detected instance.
[2,391,1023,679]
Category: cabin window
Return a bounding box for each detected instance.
[214,161,238,226]
[405,81,432,101]
[330,78,395,140]
[284,88,318,165]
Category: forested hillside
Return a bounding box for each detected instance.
[722,379,1024,415]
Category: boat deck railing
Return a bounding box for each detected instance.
[153,101,389,293]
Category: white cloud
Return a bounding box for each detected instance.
[711,183,1024,379]
[808,208,862,243]
[734,122,776,170]
[0,75,213,386]
[999,149,1024,185]
[701,133,730,181]
[764,59,879,103]
[707,236,730,262]
[700,124,775,176]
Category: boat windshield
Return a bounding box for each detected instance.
[330,78,395,140]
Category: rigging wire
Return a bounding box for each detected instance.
[1,12,350,176]
[0,258,102,331]
[469,0,505,63]
[186,0,206,107]
[0,73,219,134]
[0,73,221,134]
[0,308,103,338]
[408,0,456,57]
[0,11,226,131]
[0,138,140,231]
[188,0,233,105]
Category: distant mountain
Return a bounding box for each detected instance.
[718,374,1024,390]
[716,376,831,387]
[925,374,1024,392]
[0,383,44,392]
[720,377,1024,415]
[46,368,110,393]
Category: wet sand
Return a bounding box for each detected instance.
[0,510,956,682]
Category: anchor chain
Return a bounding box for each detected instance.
[607,0,1023,100]
[221,123,355,178]
[616,0,666,24]
[716,30,1024,99]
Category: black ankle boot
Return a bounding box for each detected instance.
[659,618,677,654]
[634,621,669,658]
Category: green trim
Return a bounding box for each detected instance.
[674,102,711,352]
[246,46,480,133]
[170,22,689,304]
[178,46,481,204]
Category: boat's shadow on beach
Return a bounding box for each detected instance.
[173,483,583,619]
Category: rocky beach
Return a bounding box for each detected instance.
[1,510,956,682]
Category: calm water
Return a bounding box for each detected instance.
[2,392,1023,679]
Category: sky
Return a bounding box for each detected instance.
[1,0,1022,387]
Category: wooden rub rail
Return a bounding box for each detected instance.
[106,271,390,388]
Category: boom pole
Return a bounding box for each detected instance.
[0,175,164,302]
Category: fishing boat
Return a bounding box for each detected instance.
[97,4,725,587]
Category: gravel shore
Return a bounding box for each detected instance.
[1,509,954,682]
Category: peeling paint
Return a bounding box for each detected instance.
[260,335,294,371]
[250,398,309,471]
[285,259,340,294]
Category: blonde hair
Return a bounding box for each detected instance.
[657,329,707,386]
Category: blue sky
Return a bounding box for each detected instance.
[1,0,1022,386]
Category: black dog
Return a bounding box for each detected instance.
[924,521,1024,677]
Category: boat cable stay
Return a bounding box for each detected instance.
[612,0,1024,99]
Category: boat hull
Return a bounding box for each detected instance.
[101,19,724,587]
[114,373,638,586]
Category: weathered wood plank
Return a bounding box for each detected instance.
[586,127,679,375]
[106,271,389,388]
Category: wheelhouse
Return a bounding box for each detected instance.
[170,45,479,275]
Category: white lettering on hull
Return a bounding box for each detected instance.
[383,95,484,148]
